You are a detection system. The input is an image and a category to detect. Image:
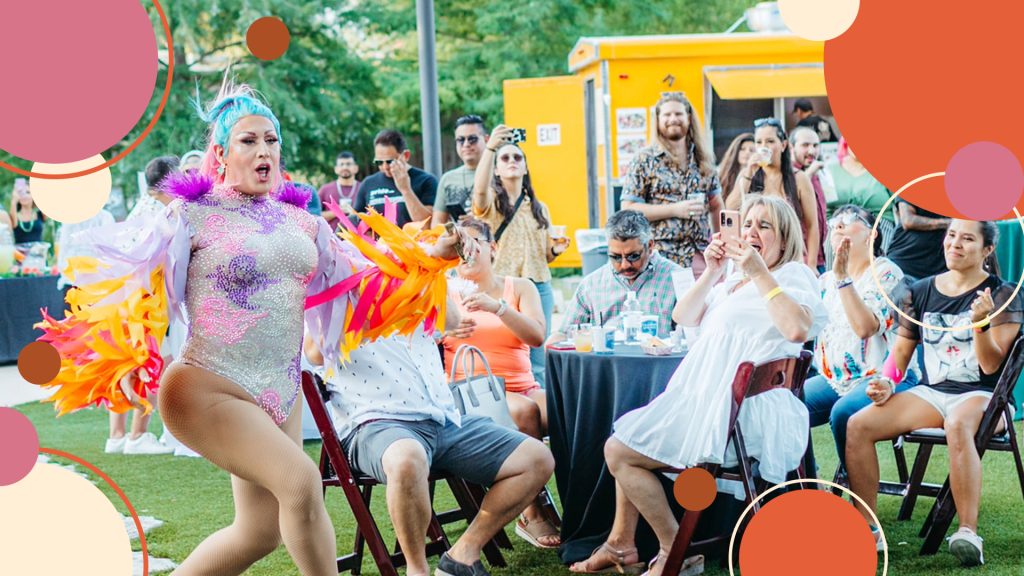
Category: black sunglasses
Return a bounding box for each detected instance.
[455,135,481,146]
[373,158,396,167]
[754,117,783,129]
[609,250,645,263]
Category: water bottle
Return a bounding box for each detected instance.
[622,291,643,344]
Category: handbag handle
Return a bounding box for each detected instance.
[451,344,504,406]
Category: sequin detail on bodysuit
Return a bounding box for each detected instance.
[228,197,286,234]
[207,255,281,310]
[178,185,319,425]
[204,213,253,255]
[194,297,267,344]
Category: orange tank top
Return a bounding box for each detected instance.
[444,276,536,393]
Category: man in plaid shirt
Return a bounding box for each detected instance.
[548,210,681,343]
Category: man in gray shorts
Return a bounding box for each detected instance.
[307,328,554,576]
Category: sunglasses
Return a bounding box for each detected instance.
[455,135,481,146]
[499,153,524,163]
[373,158,396,167]
[609,250,645,263]
[828,212,871,230]
[754,117,783,129]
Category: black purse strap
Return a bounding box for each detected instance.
[494,191,526,242]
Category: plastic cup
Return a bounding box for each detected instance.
[573,323,593,352]
[550,224,567,239]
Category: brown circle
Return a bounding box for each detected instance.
[246,16,290,61]
[18,342,61,385]
[673,467,716,512]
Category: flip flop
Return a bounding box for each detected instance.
[569,542,646,574]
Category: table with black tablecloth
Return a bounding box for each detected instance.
[546,345,743,565]
[0,275,68,364]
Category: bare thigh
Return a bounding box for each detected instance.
[849,392,945,440]
[158,362,315,490]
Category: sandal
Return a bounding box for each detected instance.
[515,514,561,549]
[642,551,704,576]
[569,542,645,574]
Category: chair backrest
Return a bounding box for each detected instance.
[977,334,1024,443]
[301,370,356,481]
[727,350,814,430]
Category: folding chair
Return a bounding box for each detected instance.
[830,439,911,498]
[301,371,508,575]
[899,335,1024,555]
[660,351,814,576]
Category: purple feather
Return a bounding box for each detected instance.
[160,171,215,202]
[274,181,313,208]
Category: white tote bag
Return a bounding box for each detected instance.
[448,345,517,430]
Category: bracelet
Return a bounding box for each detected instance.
[763,286,784,302]
[496,299,508,317]
[486,147,498,152]
[974,320,990,333]
[835,277,854,291]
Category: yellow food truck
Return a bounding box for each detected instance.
[504,32,828,268]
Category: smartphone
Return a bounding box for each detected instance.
[510,128,527,144]
[720,210,741,246]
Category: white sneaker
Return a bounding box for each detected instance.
[124,433,174,455]
[871,526,885,553]
[105,437,126,454]
[948,528,984,566]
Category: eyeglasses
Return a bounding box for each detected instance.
[609,250,645,263]
[455,135,481,147]
[828,212,871,230]
[754,117,783,129]
[373,159,396,167]
[499,153,524,163]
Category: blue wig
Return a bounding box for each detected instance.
[194,83,282,158]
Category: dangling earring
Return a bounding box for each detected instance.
[217,163,225,176]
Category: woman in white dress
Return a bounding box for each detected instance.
[571,195,827,575]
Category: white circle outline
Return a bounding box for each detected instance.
[727,478,888,575]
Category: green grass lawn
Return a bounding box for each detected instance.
[18,402,1024,575]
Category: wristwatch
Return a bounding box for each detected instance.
[496,298,509,317]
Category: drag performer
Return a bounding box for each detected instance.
[36,83,472,575]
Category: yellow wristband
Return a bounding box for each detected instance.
[763,286,784,302]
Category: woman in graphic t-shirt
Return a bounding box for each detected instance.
[845,219,1022,567]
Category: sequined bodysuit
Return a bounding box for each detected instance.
[178,186,320,424]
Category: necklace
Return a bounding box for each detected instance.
[18,210,36,233]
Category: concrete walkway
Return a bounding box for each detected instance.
[0,364,51,407]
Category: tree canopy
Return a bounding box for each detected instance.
[0,0,752,209]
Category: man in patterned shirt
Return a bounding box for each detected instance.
[621,92,722,276]
[547,210,681,343]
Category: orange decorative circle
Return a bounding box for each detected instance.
[728,479,888,576]
[0,0,173,180]
[672,468,717,512]
[40,447,149,576]
[17,341,61,385]
[246,17,291,61]
[824,1,1024,220]
[868,172,1024,333]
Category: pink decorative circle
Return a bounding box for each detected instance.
[0,408,40,486]
[944,142,1024,221]
[0,2,158,163]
